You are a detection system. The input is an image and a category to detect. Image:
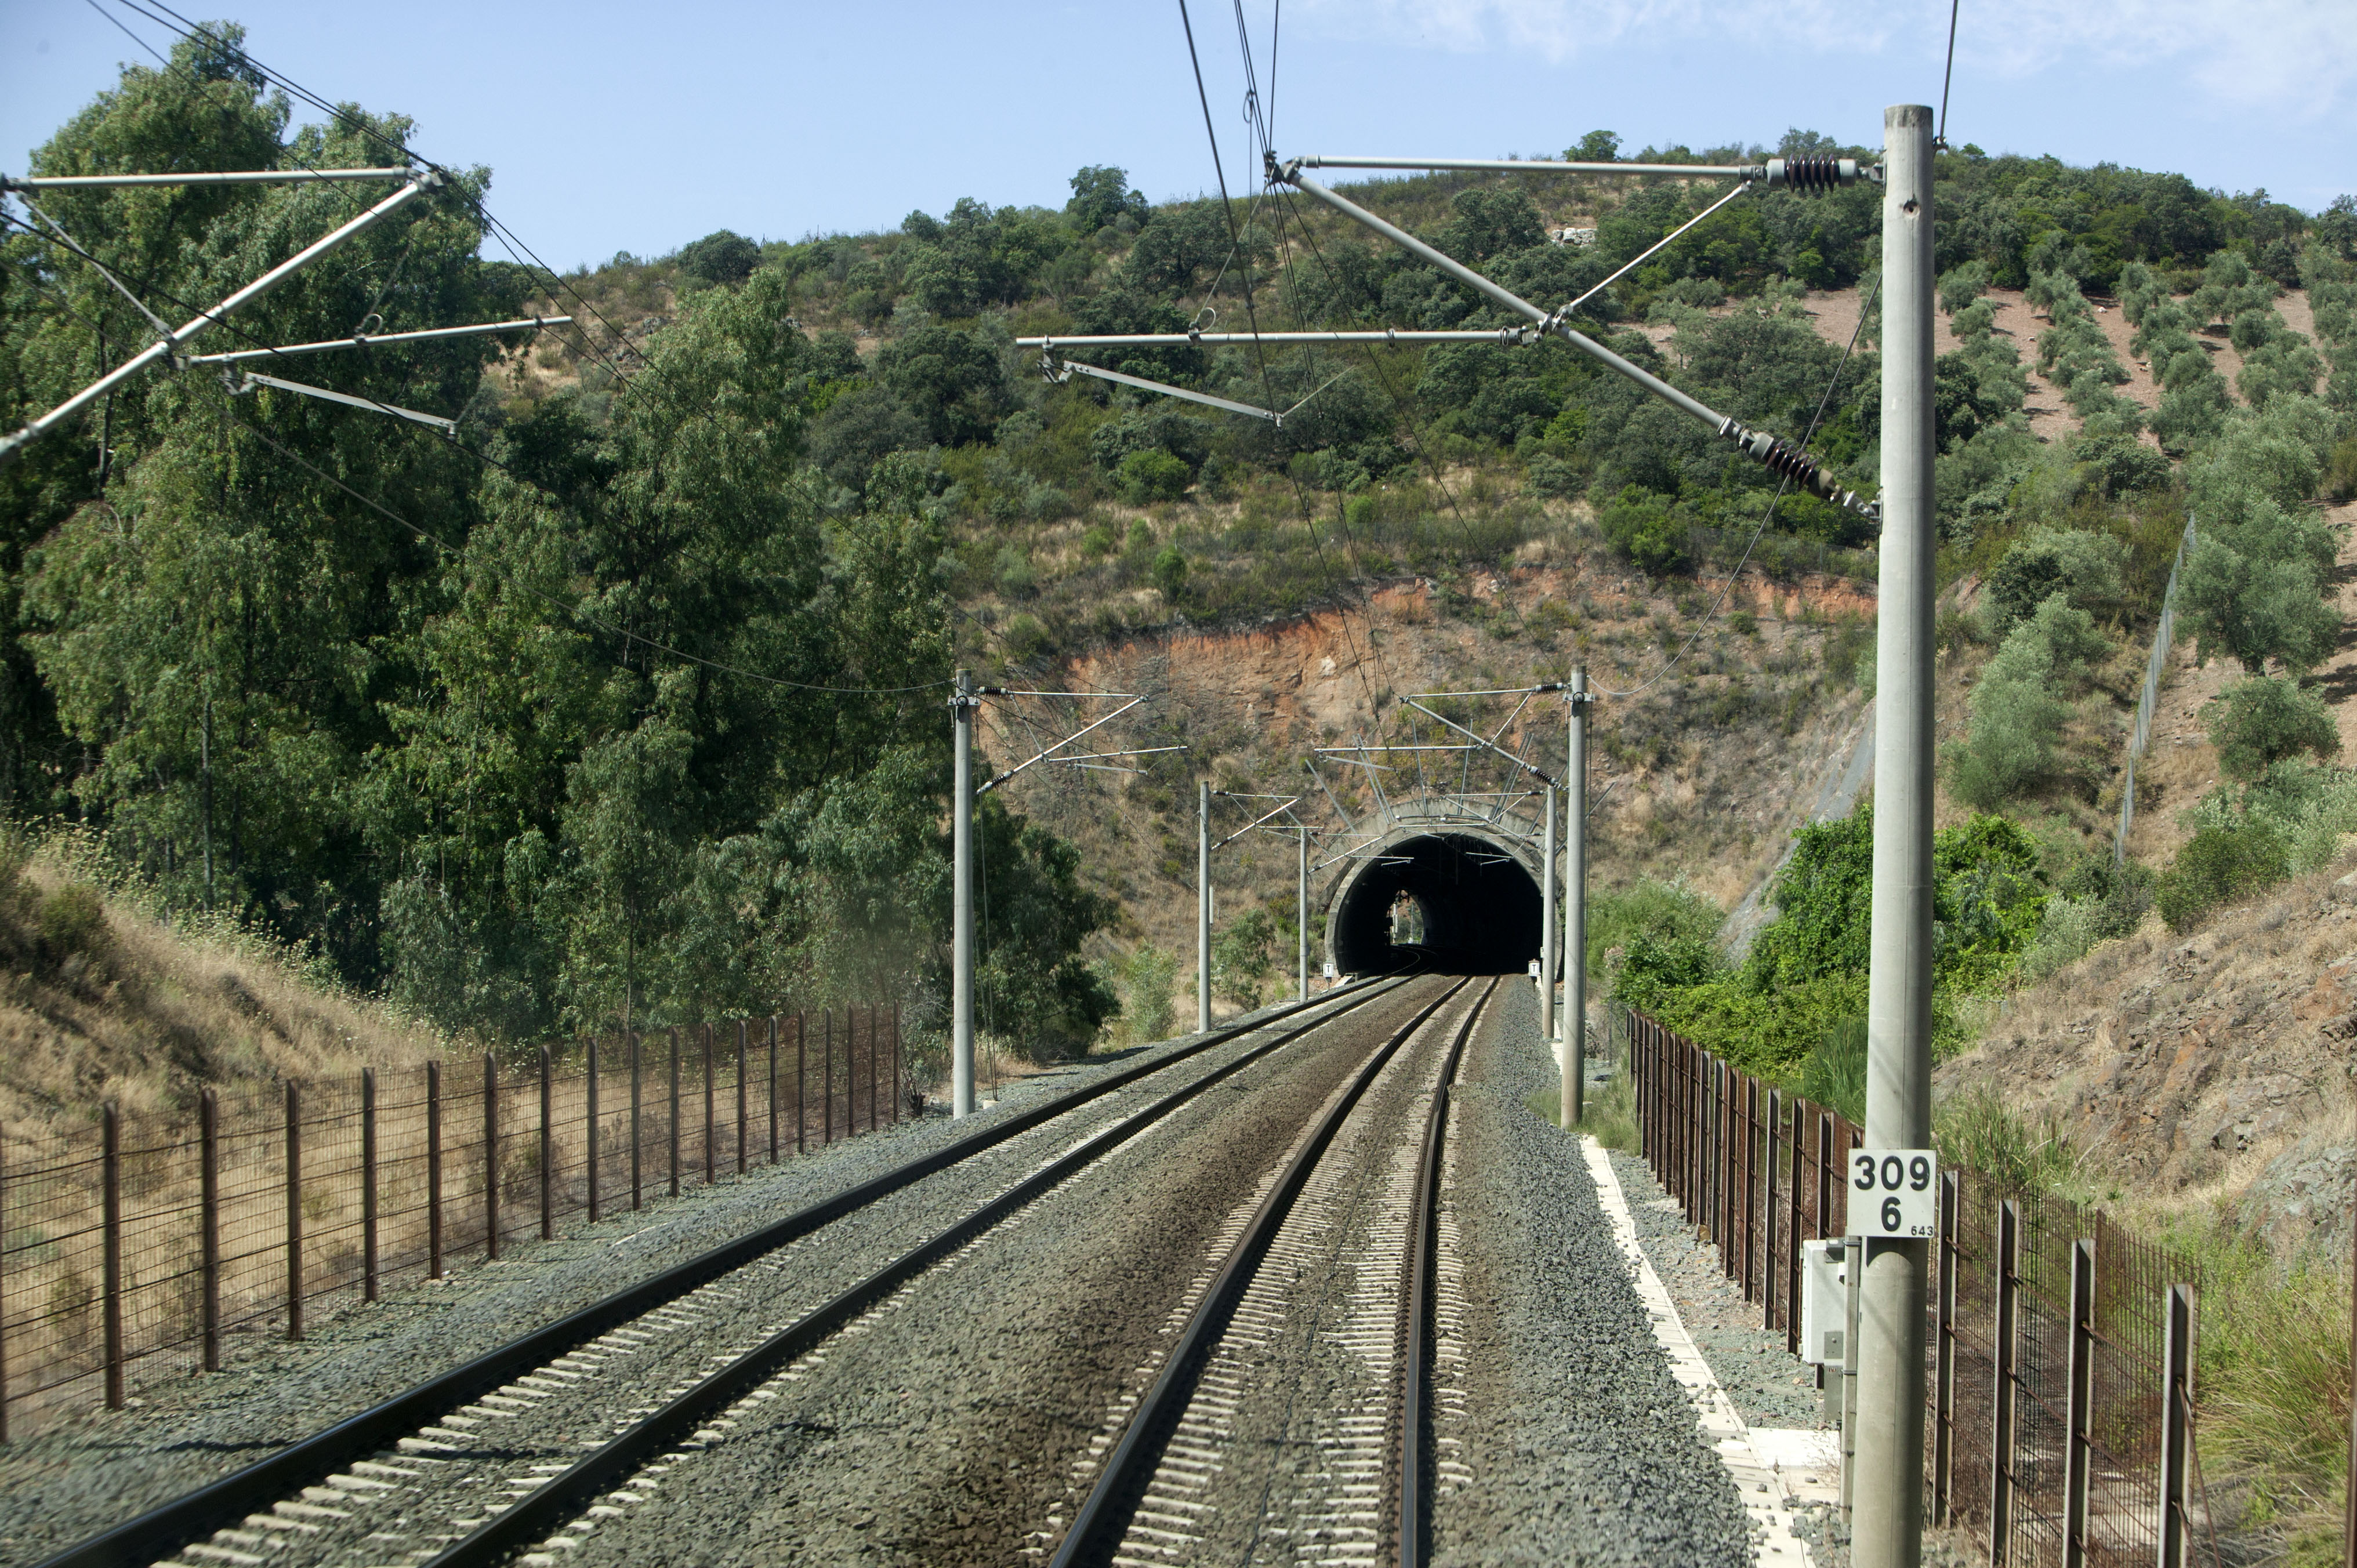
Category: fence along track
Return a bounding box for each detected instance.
[1623,1004,2206,1567]
[1,1007,904,1441]
[1052,976,1492,1568]
[32,981,1399,1568]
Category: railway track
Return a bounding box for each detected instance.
[32,978,1421,1568]
[1053,975,1498,1568]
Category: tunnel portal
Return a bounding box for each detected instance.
[1326,830,1546,977]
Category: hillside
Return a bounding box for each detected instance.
[0,836,448,1133]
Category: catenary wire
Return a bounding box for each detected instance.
[1175,0,1393,727]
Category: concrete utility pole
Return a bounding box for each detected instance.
[951,671,977,1118]
[1561,668,1589,1130]
[1854,103,1937,1568]
[1198,781,1213,1032]
[1297,828,1310,1001]
[1540,784,1558,1043]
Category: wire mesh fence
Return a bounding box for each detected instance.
[1622,1007,2205,1566]
[0,1003,902,1440]
[2113,514,2195,866]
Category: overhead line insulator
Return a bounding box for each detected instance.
[1764,156,1872,193]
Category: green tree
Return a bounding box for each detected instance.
[2207,676,2341,782]
[677,230,759,288]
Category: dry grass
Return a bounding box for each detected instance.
[0,832,449,1133]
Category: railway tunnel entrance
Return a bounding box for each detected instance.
[1325,829,1547,976]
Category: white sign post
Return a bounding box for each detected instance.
[1848,1149,1938,1240]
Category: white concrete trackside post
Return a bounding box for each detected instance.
[1540,783,1558,1044]
[1297,827,1310,1001]
[1562,669,1590,1130]
[952,670,977,1118]
[1198,781,1213,1032]
[1855,103,1937,1568]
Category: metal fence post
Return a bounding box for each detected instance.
[285,1080,303,1340]
[1763,1088,1781,1330]
[483,1052,499,1262]
[892,1004,903,1123]
[668,1026,681,1199]
[539,1046,553,1243]
[1742,1073,1758,1293]
[427,1061,443,1279]
[795,1012,807,1155]
[1992,1198,2021,1565]
[200,1087,220,1370]
[701,1023,715,1186]
[1815,1111,1834,1243]
[735,1019,748,1175]
[362,1067,379,1302]
[1935,1170,1958,1525]
[767,1016,780,1163]
[1786,1096,1804,1354]
[825,1010,835,1146]
[2064,1236,2096,1568]
[2162,1282,2193,1568]
[102,1103,123,1406]
[587,1037,601,1224]
[868,1007,879,1133]
[630,1032,643,1212]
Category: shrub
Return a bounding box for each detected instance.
[1080,524,1118,557]
[1212,909,1275,1010]
[1598,485,1688,576]
[1799,1018,1866,1125]
[1942,594,2105,808]
[2157,821,2290,930]
[2209,675,2341,782]
[1150,543,1189,604]
[37,883,109,968]
[1117,944,1177,1044]
[1983,528,2127,633]
[1116,448,1191,504]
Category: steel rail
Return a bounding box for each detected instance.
[419,977,1431,1567]
[31,979,1401,1568]
[1397,979,1497,1565]
[1049,977,1479,1567]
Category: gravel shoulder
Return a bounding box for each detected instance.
[1433,982,1750,1567]
[0,992,1373,1567]
[1607,1149,1831,1433]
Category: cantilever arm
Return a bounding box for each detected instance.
[976,698,1144,795]
[1274,164,1876,525]
[1400,698,1557,786]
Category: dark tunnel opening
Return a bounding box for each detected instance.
[1329,833,1546,976]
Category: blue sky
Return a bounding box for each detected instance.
[4,1,2352,273]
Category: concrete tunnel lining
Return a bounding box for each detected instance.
[1322,827,1551,976]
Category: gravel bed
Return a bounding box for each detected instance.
[0,989,1386,1568]
[537,977,1455,1566]
[1431,983,1751,1567]
[1607,1148,1831,1432]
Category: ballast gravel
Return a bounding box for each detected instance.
[1609,1148,1832,1431]
[1430,983,1751,1567]
[0,990,1374,1568]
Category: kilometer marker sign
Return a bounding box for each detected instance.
[1849,1149,1938,1239]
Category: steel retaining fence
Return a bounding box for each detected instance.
[1624,1006,2204,1566]
[0,1004,903,1440]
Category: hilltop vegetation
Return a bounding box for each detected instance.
[3,22,2355,1113]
